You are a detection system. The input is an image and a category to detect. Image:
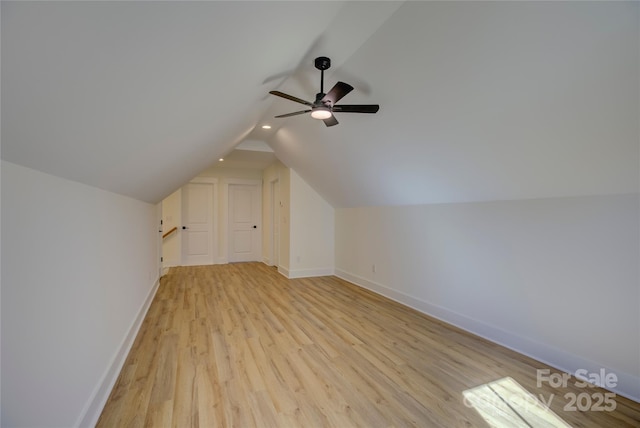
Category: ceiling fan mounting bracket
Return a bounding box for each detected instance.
[314,56,331,71]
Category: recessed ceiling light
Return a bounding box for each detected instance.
[261,125,272,129]
[218,158,224,162]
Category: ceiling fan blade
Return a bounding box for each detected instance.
[322,81,353,106]
[323,115,339,127]
[269,91,313,106]
[332,104,380,114]
[274,110,311,118]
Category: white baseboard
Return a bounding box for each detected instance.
[162,259,179,269]
[334,268,640,403]
[278,266,290,278]
[287,267,334,279]
[277,266,334,279]
[76,276,161,427]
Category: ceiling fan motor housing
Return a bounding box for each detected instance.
[315,93,327,105]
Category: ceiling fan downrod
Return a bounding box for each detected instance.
[314,56,331,97]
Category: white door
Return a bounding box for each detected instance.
[228,183,261,263]
[271,179,280,266]
[182,181,215,266]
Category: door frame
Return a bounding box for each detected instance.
[181,177,218,266]
[269,178,280,267]
[157,202,164,277]
[223,178,262,263]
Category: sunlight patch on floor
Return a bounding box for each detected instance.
[463,377,571,428]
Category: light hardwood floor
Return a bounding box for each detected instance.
[97,263,640,427]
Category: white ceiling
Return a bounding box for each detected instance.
[2,1,638,206]
[218,141,277,171]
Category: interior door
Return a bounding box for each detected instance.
[271,179,280,266]
[228,183,261,263]
[182,181,214,266]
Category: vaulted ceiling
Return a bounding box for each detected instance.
[2,1,637,207]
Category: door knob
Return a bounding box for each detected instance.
[182,226,189,230]
[253,225,257,229]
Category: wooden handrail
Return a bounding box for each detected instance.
[162,226,178,239]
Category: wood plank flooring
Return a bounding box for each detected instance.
[97,263,640,427]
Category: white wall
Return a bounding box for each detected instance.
[261,163,334,279]
[197,165,263,181]
[262,161,288,268]
[161,188,181,268]
[273,164,291,274]
[335,193,639,401]
[1,161,160,427]
[288,169,334,278]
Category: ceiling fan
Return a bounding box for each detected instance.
[269,56,379,127]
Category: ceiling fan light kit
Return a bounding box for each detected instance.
[310,107,332,120]
[269,56,379,127]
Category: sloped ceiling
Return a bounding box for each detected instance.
[2,1,638,207]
